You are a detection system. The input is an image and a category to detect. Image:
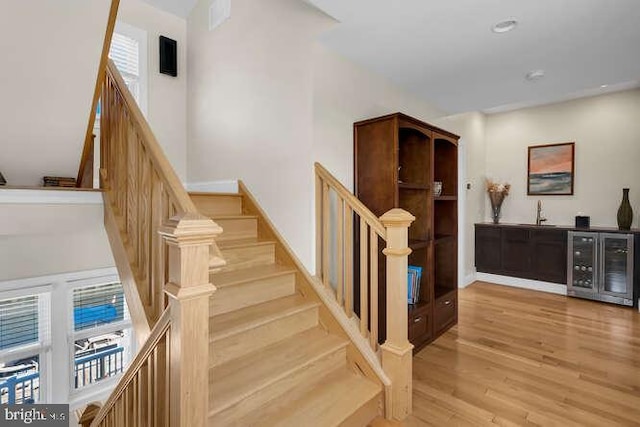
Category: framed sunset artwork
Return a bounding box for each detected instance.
[527,142,575,195]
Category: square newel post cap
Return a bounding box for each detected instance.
[158,212,223,245]
[380,208,415,228]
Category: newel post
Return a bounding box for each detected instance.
[379,208,415,421]
[159,213,222,427]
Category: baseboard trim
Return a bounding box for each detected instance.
[475,273,567,295]
[186,180,238,193]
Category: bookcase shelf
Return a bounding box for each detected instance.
[354,112,459,352]
[399,182,430,190]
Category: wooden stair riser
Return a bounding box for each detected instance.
[216,243,275,272]
[214,216,258,242]
[230,365,381,427]
[210,346,347,425]
[338,393,382,427]
[256,368,382,427]
[210,306,319,366]
[190,193,243,217]
[210,273,296,316]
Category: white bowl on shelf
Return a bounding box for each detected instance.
[433,181,443,197]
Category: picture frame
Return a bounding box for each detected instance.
[527,142,575,195]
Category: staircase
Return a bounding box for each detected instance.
[79,11,415,423]
[191,190,382,426]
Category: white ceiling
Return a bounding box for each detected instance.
[141,0,198,18]
[142,0,640,113]
[306,0,640,113]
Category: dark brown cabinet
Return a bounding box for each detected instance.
[355,113,460,352]
[475,224,567,284]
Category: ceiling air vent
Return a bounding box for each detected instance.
[209,0,231,31]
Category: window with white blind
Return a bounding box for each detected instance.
[108,22,148,114]
[0,268,131,410]
[0,290,51,405]
[69,282,132,391]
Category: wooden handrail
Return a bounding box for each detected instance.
[315,162,386,237]
[77,0,120,188]
[104,60,199,214]
[90,308,172,426]
[315,162,414,421]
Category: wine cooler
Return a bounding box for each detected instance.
[567,232,634,306]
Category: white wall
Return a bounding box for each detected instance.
[433,112,487,283]
[484,89,640,228]
[187,0,445,272]
[0,202,115,281]
[312,44,445,189]
[0,0,111,186]
[118,0,189,181]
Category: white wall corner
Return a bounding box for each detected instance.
[0,189,103,205]
[185,180,239,193]
[461,270,476,288]
[475,273,568,295]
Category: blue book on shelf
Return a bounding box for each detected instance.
[408,265,423,304]
[407,270,416,303]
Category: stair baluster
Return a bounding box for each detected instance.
[315,162,415,421]
[78,59,223,427]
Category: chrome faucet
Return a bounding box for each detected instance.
[536,200,547,225]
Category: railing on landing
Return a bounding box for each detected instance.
[315,162,415,420]
[76,59,224,427]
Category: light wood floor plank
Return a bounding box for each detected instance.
[374,281,640,426]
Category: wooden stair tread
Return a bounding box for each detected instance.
[209,294,318,340]
[209,327,347,415]
[188,191,241,197]
[211,214,258,220]
[259,367,381,427]
[216,237,275,249]
[211,264,295,288]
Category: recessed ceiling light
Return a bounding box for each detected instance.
[492,20,518,33]
[525,69,545,82]
[600,84,608,88]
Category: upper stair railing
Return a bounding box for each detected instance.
[315,162,415,420]
[77,59,224,427]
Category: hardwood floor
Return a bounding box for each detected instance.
[375,281,640,426]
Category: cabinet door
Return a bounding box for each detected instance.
[531,229,567,283]
[475,226,501,273]
[568,232,598,293]
[501,228,530,276]
[599,233,634,299]
[434,294,456,335]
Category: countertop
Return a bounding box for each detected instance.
[475,222,640,234]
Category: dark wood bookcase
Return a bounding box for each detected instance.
[354,113,459,352]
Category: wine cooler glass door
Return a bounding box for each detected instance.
[599,233,633,299]
[568,232,597,293]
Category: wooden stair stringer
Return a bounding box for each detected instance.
[238,181,391,413]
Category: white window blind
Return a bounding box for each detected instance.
[0,293,49,355]
[0,291,50,405]
[109,32,141,103]
[72,283,128,332]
